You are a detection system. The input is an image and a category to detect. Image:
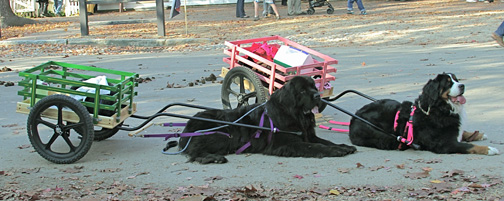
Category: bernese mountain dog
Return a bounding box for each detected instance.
[349,73,499,155]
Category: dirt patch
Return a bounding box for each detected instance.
[1,0,504,58]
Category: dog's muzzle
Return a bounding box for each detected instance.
[449,83,466,104]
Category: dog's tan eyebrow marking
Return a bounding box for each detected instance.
[447,73,457,83]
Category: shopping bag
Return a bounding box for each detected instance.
[273,45,315,74]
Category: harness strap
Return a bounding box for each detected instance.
[318,124,349,133]
[394,106,416,149]
[236,110,276,154]
[143,131,230,141]
[328,120,350,126]
[161,122,187,127]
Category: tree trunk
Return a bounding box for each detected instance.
[0,0,37,28]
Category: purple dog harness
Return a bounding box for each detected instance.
[393,106,416,149]
[235,110,278,154]
[140,105,279,155]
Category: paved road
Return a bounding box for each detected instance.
[1,43,503,199]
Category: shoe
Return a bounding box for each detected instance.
[295,11,307,15]
[254,16,260,21]
[276,15,280,20]
[347,10,353,14]
[360,11,367,15]
[240,15,250,18]
[491,32,504,47]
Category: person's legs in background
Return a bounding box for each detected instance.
[492,21,504,47]
[347,0,354,14]
[53,0,63,16]
[38,0,48,17]
[293,0,304,15]
[355,0,366,15]
[236,0,249,18]
[287,0,294,15]
[254,0,260,20]
[268,0,280,19]
[263,2,273,17]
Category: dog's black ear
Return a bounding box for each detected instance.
[420,75,442,107]
[273,80,296,106]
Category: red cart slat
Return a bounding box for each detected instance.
[222,35,338,97]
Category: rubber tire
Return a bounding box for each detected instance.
[92,123,122,141]
[73,123,122,141]
[221,67,267,109]
[307,8,315,15]
[327,8,334,14]
[27,95,94,164]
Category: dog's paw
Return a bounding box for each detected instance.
[481,134,488,141]
[196,154,228,164]
[488,146,500,156]
[328,145,357,156]
[342,144,357,153]
[463,131,486,142]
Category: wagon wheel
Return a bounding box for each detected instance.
[92,123,122,141]
[27,95,94,164]
[73,122,123,141]
[221,67,267,109]
[307,8,315,15]
[327,7,334,14]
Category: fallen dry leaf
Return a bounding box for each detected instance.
[369,166,384,171]
[404,169,430,179]
[204,175,224,181]
[61,166,84,173]
[293,174,304,179]
[17,144,31,149]
[337,168,350,173]
[100,168,121,173]
[1,123,17,127]
[442,169,464,178]
[329,189,340,195]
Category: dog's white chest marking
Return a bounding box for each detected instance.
[450,102,466,142]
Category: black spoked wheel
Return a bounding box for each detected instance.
[92,123,122,141]
[327,7,334,14]
[27,95,94,164]
[221,67,267,109]
[73,123,122,141]
[307,8,315,15]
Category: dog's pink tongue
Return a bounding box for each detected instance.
[451,95,466,104]
[312,106,319,114]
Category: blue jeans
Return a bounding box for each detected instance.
[348,0,365,12]
[54,0,63,14]
[236,0,246,17]
[496,21,504,37]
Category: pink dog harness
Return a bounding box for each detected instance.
[394,106,416,149]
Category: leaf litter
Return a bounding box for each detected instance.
[1,1,504,200]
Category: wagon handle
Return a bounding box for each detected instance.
[321,99,421,150]
[325,89,377,102]
[121,102,303,136]
[128,122,153,137]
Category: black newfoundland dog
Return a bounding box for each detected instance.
[179,76,356,164]
[349,73,499,155]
